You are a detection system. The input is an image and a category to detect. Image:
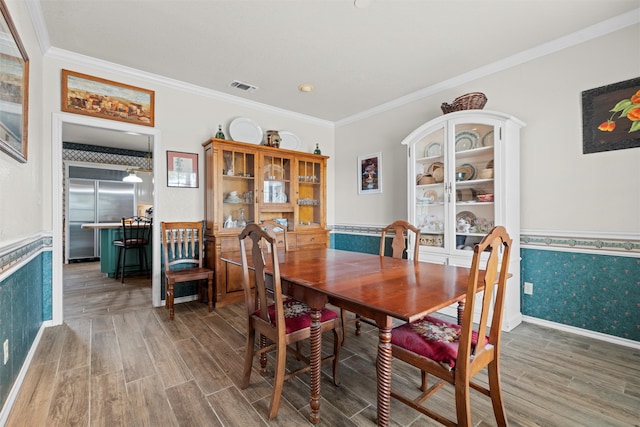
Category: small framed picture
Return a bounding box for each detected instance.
[167,151,198,188]
[358,152,382,195]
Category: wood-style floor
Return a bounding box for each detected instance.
[6,262,640,426]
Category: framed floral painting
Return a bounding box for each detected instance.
[582,77,640,154]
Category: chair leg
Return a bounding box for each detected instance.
[207,277,214,313]
[120,248,126,283]
[487,360,508,426]
[268,340,288,419]
[114,247,122,280]
[455,379,472,427]
[340,309,348,345]
[167,281,175,320]
[331,326,342,386]
[241,326,256,389]
[355,314,362,336]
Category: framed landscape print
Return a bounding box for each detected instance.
[61,69,155,127]
[167,151,198,188]
[582,77,640,154]
[358,152,382,194]
[0,0,29,163]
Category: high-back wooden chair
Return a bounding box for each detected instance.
[161,221,214,320]
[238,223,342,420]
[380,219,421,261]
[113,216,152,284]
[342,219,421,340]
[390,226,512,427]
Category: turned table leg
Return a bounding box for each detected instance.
[309,308,322,424]
[376,319,393,426]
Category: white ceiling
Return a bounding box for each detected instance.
[41,0,640,148]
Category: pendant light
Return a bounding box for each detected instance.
[123,170,143,182]
[123,136,152,183]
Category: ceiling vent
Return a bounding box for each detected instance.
[229,80,258,93]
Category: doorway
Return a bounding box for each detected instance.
[52,113,161,325]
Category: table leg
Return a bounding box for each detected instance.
[376,321,392,426]
[309,308,322,424]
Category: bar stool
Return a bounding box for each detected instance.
[113,216,152,283]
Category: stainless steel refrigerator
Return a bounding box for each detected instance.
[67,179,136,260]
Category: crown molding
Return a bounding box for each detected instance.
[334,8,640,127]
[26,1,638,128]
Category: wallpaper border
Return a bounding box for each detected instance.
[0,234,53,277]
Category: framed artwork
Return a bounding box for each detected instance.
[61,69,155,127]
[358,152,382,194]
[0,0,29,163]
[167,151,198,188]
[582,77,640,154]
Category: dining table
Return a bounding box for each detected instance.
[221,247,484,426]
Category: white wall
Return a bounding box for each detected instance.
[0,0,44,244]
[40,57,336,228]
[334,24,640,235]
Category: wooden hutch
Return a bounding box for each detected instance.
[203,138,329,306]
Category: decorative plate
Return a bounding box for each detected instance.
[264,164,284,180]
[229,117,263,144]
[425,142,442,157]
[279,131,300,150]
[456,210,477,225]
[459,163,476,180]
[273,192,288,203]
[455,130,479,152]
[424,190,437,201]
[481,130,494,147]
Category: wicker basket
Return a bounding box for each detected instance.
[441,92,487,114]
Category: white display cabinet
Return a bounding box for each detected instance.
[401,110,525,331]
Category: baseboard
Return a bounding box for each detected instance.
[0,320,52,425]
[522,315,640,350]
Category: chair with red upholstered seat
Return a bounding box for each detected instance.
[390,226,512,427]
[238,223,342,419]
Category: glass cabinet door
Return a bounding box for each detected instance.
[451,121,496,251]
[222,149,255,229]
[414,126,447,249]
[262,155,291,204]
[297,159,321,227]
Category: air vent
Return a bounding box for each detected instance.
[229,80,258,93]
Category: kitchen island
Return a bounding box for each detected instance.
[81,222,152,278]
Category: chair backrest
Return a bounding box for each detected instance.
[238,223,284,328]
[458,226,512,368]
[161,221,205,272]
[121,216,152,246]
[379,220,421,262]
[260,219,289,252]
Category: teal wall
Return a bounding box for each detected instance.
[521,248,639,341]
[331,231,640,343]
[0,240,51,411]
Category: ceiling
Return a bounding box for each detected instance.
[42,0,639,148]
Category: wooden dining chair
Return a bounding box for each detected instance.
[161,221,214,320]
[389,226,512,427]
[113,216,152,284]
[341,219,421,340]
[238,223,342,419]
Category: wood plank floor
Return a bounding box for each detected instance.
[6,262,640,426]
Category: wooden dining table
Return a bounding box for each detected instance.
[221,247,483,426]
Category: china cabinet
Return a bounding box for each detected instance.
[203,138,329,306]
[401,110,525,330]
